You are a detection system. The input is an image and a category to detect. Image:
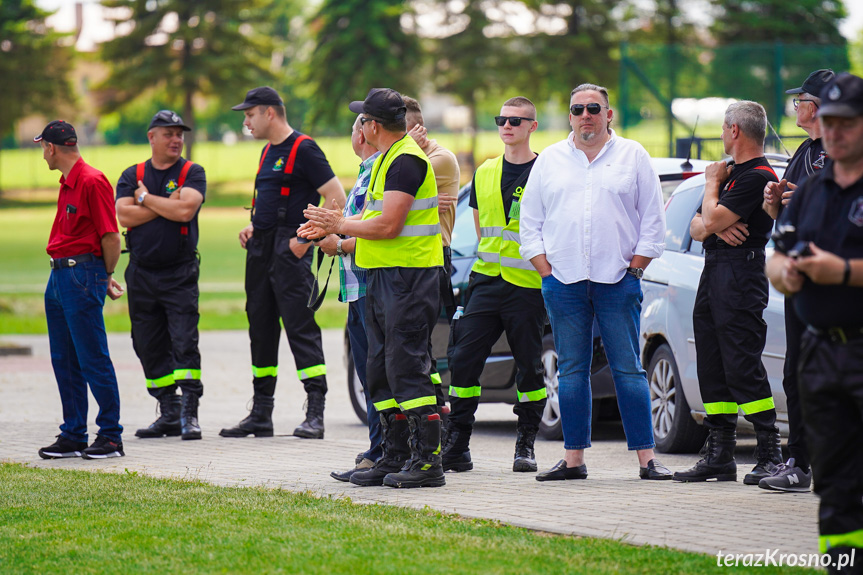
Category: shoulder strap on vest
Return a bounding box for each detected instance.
[136,162,146,183]
[281,134,313,197]
[178,160,194,187]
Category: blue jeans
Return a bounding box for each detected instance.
[44,259,122,443]
[541,273,654,451]
[348,297,381,461]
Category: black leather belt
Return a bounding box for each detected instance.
[808,325,863,344]
[49,253,99,270]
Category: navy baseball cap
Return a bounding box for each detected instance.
[349,88,407,121]
[818,73,863,118]
[34,120,78,146]
[232,87,284,111]
[148,109,191,131]
[786,69,835,96]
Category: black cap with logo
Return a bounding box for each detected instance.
[148,109,191,131]
[349,88,407,121]
[34,120,78,146]
[231,87,284,111]
[786,69,835,96]
[818,73,863,118]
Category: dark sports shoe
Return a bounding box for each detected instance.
[38,435,88,459]
[81,436,125,459]
[758,458,812,493]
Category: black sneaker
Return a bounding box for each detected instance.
[81,436,125,459]
[758,458,812,493]
[38,435,88,459]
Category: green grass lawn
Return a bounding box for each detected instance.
[0,463,817,575]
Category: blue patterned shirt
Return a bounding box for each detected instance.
[339,152,380,302]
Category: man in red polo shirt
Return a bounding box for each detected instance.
[36,120,126,460]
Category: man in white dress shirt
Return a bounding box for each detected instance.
[519,83,671,481]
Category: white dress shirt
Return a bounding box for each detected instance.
[519,129,666,285]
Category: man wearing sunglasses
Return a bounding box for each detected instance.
[442,96,547,474]
[519,83,671,481]
[115,110,207,441]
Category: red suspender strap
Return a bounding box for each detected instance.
[281,134,312,197]
[178,160,194,187]
[136,162,146,183]
[256,143,271,175]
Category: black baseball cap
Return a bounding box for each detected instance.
[148,109,191,131]
[786,69,835,96]
[349,88,407,121]
[33,120,78,146]
[818,73,863,118]
[231,86,284,111]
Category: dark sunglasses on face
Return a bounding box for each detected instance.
[570,103,606,116]
[494,116,534,127]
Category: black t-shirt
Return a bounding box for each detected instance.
[698,157,778,250]
[381,153,428,198]
[116,158,206,268]
[253,132,336,230]
[469,156,537,223]
[780,162,863,328]
[776,138,827,220]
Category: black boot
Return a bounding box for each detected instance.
[383,412,446,488]
[293,390,325,439]
[513,424,538,472]
[219,395,274,437]
[672,428,737,482]
[135,392,181,438]
[441,420,473,472]
[351,413,411,486]
[180,392,202,440]
[744,428,782,485]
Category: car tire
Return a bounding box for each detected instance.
[346,345,368,426]
[538,333,563,440]
[648,343,706,454]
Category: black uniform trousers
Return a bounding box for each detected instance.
[799,332,863,548]
[430,246,455,406]
[366,267,440,417]
[126,258,202,398]
[693,249,776,431]
[245,226,327,397]
[783,295,810,470]
[448,273,547,428]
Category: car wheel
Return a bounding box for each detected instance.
[648,343,707,453]
[346,343,368,426]
[538,333,563,440]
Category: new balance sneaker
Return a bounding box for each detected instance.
[758,458,811,493]
[81,436,125,459]
[38,435,88,459]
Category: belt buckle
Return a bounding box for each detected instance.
[828,327,848,344]
[67,258,77,268]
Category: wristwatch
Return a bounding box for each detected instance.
[626,267,644,279]
[336,239,346,257]
[137,190,148,205]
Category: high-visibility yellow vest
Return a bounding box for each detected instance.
[471,155,541,288]
[355,135,443,269]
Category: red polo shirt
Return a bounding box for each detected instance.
[47,157,119,258]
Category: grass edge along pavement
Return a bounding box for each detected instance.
[0,463,819,575]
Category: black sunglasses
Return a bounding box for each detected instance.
[570,103,607,116]
[494,116,534,127]
[360,117,375,125]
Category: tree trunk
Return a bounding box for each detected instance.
[184,88,195,162]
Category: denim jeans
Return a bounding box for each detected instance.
[348,297,381,461]
[541,273,654,451]
[44,259,122,443]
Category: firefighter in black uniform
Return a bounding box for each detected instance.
[768,72,863,574]
[116,110,206,440]
[759,68,834,493]
[674,100,782,485]
[221,87,345,439]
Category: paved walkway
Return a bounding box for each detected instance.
[0,330,819,558]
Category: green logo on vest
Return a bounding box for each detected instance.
[166,179,178,193]
[273,157,285,171]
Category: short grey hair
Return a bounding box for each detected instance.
[571,83,610,107]
[724,101,766,146]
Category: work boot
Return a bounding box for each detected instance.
[180,392,202,440]
[219,395,274,437]
[351,413,411,486]
[744,428,782,485]
[293,390,325,439]
[441,420,473,472]
[513,424,538,472]
[383,412,446,488]
[135,393,181,438]
[673,428,737,482]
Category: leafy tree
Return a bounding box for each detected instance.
[709,0,847,45]
[0,0,72,194]
[99,0,275,160]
